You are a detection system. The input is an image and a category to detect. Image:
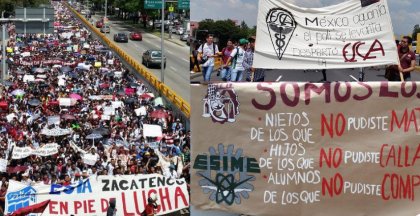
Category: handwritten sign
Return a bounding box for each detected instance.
[254,0,398,69]
[12,143,59,159]
[191,82,420,216]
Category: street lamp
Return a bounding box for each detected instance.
[1,11,6,80]
[161,0,165,83]
[104,0,107,25]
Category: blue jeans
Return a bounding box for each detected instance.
[202,66,214,81]
[220,67,231,81]
[230,69,244,82]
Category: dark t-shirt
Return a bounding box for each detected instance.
[399,50,416,79]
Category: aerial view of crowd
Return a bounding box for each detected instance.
[0,2,190,215]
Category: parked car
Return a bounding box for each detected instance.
[95,21,103,28]
[176,27,184,35]
[129,32,142,41]
[413,41,417,53]
[180,33,188,41]
[81,10,91,18]
[113,33,128,42]
[142,50,166,69]
[100,25,110,33]
[154,21,162,28]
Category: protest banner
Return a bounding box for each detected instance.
[6,166,28,174]
[191,82,420,216]
[0,159,7,172]
[58,98,77,106]
[143,124,163,137]
[254,0,399,69]
[6,174,189,216]
[12,143,59,159]
[83,154,97,166]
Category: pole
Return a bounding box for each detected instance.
[1,11,5,81]
[104,0,107,24]
[161,0,164,83]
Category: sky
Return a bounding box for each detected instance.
[190,0,420,37]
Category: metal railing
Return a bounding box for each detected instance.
[65,3,190,118]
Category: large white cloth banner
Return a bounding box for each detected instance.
[12,143,59,159]
[5,174,189,216]
[254,0,399,69]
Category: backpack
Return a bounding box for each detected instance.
[231,47,240,69]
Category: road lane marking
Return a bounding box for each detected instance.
[349,75,358,81]
[276,75,282,82]
[182,59,189,62]
[170,66,177,71]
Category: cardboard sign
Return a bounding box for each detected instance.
[83,154,97,166]
[143,124,162,137]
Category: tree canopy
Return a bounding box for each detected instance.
[0,0,50,17]
[196,19,256,49]
[412,24,420,41]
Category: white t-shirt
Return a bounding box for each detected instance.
[230,46,245,70]
[198,43,219,67]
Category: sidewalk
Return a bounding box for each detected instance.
[94,12,187,47]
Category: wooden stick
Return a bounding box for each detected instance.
[250,68,255,82]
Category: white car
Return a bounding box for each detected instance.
[176,27,184,35]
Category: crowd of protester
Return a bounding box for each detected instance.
[0,2,190,214]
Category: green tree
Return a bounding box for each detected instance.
[197,19,250,49]
[0,0,50,17]
[413,24,420,41]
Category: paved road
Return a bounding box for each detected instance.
[191,66,420,83]
[90,14,190,102]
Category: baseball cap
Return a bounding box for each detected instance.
[239,38,249,45]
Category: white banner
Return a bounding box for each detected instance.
[6,174,189,216]
[254,0,399,69]
[143,124,163,137]
[12,143,59,159]
[83,154,97,166]
[58,98,77,106]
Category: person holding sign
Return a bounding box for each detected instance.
[397,36,417,81]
